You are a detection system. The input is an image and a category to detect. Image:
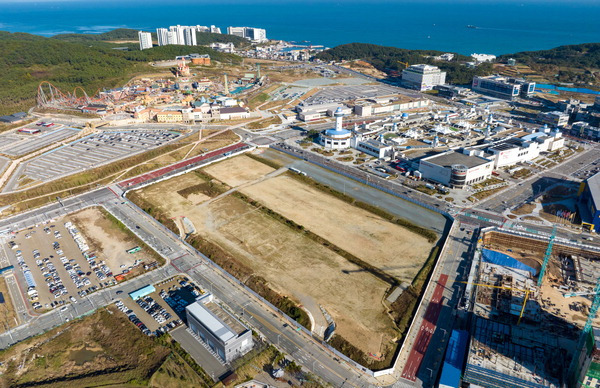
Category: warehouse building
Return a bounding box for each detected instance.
[485,130,564,168]
[186,293,253,363]
[352,95,429,117]
[129,285,156,300]
[419,150,494,188]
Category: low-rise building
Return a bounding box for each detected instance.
[156,111,183,123]
[218,106,249,120]
[471,53,496,63]
[536,111,569,127]
[319,107,352,150]
[570,122,600,141]
[296,103,351,121]
[351,137,394,159]
[186,293,253,362]
[353,96,429,117]
[434,85,470,99]
[419,150,494,188]
[402,64,446,91]
[472,75,535,100]
[485,130,564,168]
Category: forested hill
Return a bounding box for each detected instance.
[498,43,600,69]
[315,42,492,84]
[0,31,241,115]
[53,28,250,48]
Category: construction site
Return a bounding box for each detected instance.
[461,227,600,388]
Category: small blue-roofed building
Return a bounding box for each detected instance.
[439,330,469,388]
[129,284,156,300]
[319,107,353,150]
[579,172,600,233]
[186,293,253,363]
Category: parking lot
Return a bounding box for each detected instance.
[303,83,401,105]
[6,130,181,191]
[571,156,600,180]
[117,276,197,335]
[0,125,79,157]
[5,220,118,311]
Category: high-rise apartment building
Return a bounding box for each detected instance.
[138,31,152,50]
[227,26,267,43]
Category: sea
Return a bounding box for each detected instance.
[1,0,600,55]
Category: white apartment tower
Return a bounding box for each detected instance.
[227,26,267,43]
[402,64,447,91]
[138,31,153,50]
[156,28,176,46]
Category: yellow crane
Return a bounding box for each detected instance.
[397,61,409,69]
[460,281,532,325]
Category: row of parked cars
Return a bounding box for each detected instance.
[136,295,172,325]
[115,300,152,336]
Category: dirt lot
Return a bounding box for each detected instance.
[68,207,156,278]
[241,175,433,284]
[198,196,394,353]
[203,154,275,187]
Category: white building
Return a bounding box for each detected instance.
[319,107,353,149]
[210,42,235,53]
[156,28,177,46]
[419,150,494,188]
[485,131,564,168]
[296,103,351,121]
[402,64,446,91]
[210,25,222,34]
[471,53,496,63]
[353,95,430,116]
[351,135,394,159]
[227,26,267,43]
[195,25,210,33]
[138,31,152,50]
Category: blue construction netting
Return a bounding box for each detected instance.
[482,249,537,276]
[439,330,469,388]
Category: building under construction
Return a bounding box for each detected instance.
[461,227,600,388]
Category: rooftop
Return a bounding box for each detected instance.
[186,299,248,343]
[586,172,600,208]
[220,106,247,114]
[422,151,492,169]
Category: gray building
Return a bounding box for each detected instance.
[186,294,253,363]
[472,75,535,100]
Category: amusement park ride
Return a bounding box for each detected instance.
[36,81,125,110]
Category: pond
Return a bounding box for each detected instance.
[69,346,102,366]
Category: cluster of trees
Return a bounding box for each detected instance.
[0,31,241,115]
[315,42,493,85]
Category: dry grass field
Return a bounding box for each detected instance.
[0,278,17,331]
[241,175,433,284]
[135,154,437,355]
[202,154,275,187]
[193,195,394,353]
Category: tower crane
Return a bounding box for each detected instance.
[567,277,600,386]
[460,281,532,325]
[397,61,409,69]
[537,225,557,287]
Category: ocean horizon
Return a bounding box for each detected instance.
[1,0,600,55]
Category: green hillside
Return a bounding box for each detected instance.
[498,43,600,85]
[0,31,241,115]
[315,42,493,84]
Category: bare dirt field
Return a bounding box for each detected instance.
[68,207,156,275]
[203,154,275,187]
[136,172,213,216]
[241,175,433,284]
[197,195,395,353]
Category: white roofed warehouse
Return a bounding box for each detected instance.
[186,293,253,363]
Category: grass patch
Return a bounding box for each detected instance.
[245,152,283,169]
[286,172,437,243]
[177,180,228,198]
[468,186,506,201]
[245,115,282,130]
[0,307,171,387]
